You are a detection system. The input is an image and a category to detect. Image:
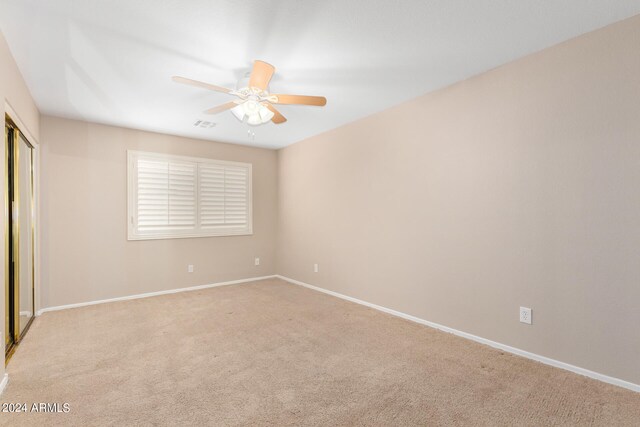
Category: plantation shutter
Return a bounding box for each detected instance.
[199,163,250,229]
[128,151,252,240]
[136,158,196,232]
[198,163,225,227]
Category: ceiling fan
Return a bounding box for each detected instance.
[172,60,327,126]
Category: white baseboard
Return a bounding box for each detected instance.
[36,275,277,316]
[0,373,8,396]
[276,275,640,393]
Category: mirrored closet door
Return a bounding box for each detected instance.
[5,115,35,360]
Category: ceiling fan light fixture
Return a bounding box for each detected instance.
[259,105,275,122]
[247,112,262,126]
[242,100,260,115]
[231,104,245,121]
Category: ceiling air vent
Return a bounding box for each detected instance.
[193,120,216,129]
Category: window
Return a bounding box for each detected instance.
[127,151,252,240]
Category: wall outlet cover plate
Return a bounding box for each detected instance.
[520,306,532,324]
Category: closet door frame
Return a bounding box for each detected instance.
[4,113,37,361]
[4,123,10,353]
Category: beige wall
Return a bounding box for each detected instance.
[1,30,40,375]
[277,15,640,385]
[40,116,277,308]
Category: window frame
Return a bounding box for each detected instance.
[127,150,253,240]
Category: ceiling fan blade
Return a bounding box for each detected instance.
[204,101,241,115]
[264,104,287,124]
[172,76,233,94]
[271,94,327,106]
[248,60,275,90]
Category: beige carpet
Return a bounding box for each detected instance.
[1,278,638,426]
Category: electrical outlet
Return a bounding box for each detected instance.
[520,307,532,325]
[314,263,319,273]
[188,264,194,273]
[255,257,260,266]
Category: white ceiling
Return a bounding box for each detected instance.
[1,1,639,149]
